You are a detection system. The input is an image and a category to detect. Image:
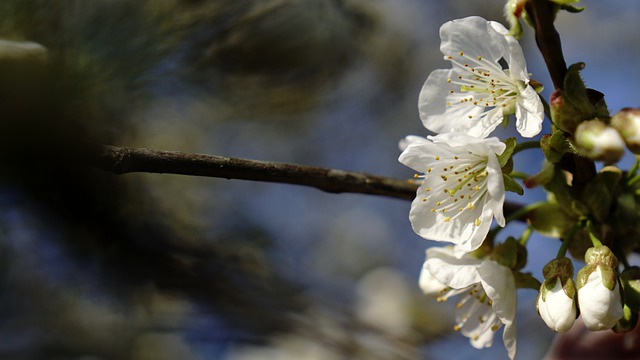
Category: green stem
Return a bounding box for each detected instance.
[556,224,578,258]
[509,171,530,180]
[506,201,546,224]
[586,219,603,247]
[520,226,533,246]
[513,141,541,155]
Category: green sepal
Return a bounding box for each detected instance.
[498,137,517,168]
[576,263,596,289]
[584,245,618,268]
[599,266,618,291]
[563,277,577,301]
[541,258,577,302]
[582,166,622,222]
[515,271,542,290]
[528,202,574,238]
[503,174,524,195]
[543,257,575,280]
[502,157,514,175]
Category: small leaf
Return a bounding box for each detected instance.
[503,174,524,195]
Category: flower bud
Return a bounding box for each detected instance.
[574,120,625,164]
[537,258,577,332]
[550,90,581,134]
[503,0,527,38]
[611,108,640,154]
[576,246,623,330]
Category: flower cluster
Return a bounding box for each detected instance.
[400,15,543,359]
[400,5,640,359]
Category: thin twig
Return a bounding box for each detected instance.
[93,145,419,199]
[91,145,525,216]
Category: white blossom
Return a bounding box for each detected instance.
[537,278,577,332]
[575,119,625,163]
[578,265,623,331]
[421,246,517,359]
[419,16,544,138]
[399,133,506,252]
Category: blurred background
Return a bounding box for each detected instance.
[0,0,637,359]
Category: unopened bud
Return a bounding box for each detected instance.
[537,258,577,332]
[577,246,623,330]
[574,119,625,163]
[504,0,527,38]
[611,108,640,154]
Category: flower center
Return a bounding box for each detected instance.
[416,151,490,227]
[444,51,522,118]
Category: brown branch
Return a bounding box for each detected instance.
[93,145,419,200]
[91,144,525,216]
[526,0,568,89]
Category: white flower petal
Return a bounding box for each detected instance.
[478,260,517,325]
[538,279,576,332]
[419,16,542,138]
[502,320,517,360]
[454,287,501,349]
[425,246,483,288]
[490,21,528,81]
[577,266,623,330]
[515,85,544,138]
[419,258,448,297]
[440,17,509,63]
[399,133,506,251]
[421,248,518,359]
[485,153,506,226]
